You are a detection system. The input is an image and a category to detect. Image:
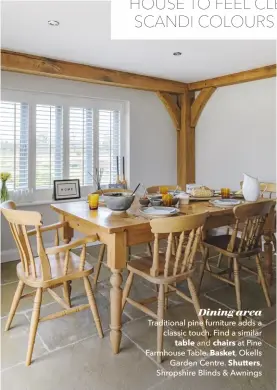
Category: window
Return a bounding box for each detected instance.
[0,101,29,190]
[0,90,124,202]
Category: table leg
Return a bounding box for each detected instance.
[62,220,74,244]
[107,231,127,354]
[110,269,123,354]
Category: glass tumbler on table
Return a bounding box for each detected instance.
[88,193,99,210]
[159,186,169,195]
[221,188,230,199]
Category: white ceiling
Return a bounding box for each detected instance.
[1,1,276,82]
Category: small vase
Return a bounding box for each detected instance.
[1,180,9,202]
[242,173,260,202]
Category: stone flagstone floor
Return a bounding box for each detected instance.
[1,245,276,390]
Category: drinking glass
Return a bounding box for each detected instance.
[159,186,168,195]
[221,188,230,199]
[88,193,99,210]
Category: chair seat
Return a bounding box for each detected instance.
[203,234,261,258]
[17,251,94,288]
[127,254,193,284]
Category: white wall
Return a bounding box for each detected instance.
[1,71,176,260]
[196,78,276,190]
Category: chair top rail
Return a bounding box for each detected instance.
[150,212,208,234]
[233,199,275,222]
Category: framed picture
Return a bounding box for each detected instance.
[53,179,81,201]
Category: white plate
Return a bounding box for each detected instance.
[140,206,179,218]
[209,199,242,208]
[190,196,219,201]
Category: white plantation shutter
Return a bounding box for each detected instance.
[69,108,120,186]
[69,107,94,186]
[0,101,29,190]
[1,91,123,200]
[98,110,120,185]
[36,105,63,189]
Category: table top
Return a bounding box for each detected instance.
[51,198,235,234]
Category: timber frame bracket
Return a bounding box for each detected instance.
[191,87,216,128]
[156,91,181,130]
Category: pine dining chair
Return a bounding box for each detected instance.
[146,185,182,256]
[92,188,152,286]
[121,212,209,363]
[198,200,275,320]
[1,202,103,366]
[217,181,276,267]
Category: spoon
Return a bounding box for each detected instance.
[132,183,141,196]
[173,185,181,196]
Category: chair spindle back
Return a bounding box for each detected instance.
[1,206,51,280]
[229,200,275,253]
[150,213,208,277]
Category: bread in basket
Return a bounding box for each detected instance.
[190,186,214,198]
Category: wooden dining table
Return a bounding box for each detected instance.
[51,197,275,355]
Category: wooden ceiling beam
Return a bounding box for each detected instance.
[1,50,188,94]
[188,65,276,91]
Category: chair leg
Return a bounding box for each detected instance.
[83,276,103,338]
[217,253,223,268]
[93,244,106,286]
[5,280,25,331]
[197,247,209,296]
[228,258,233,280]
[164,284,169,310]
[147,242,152,257]
[122,272,134,310]
[187,278,209,340]
[26,288,42,366]
[255,254,271,307]
[157,284,165,364]
[272,234,276,253]
[63,281,71,308]
[233,258,242,321]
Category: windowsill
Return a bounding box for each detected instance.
[16,197,87,208]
